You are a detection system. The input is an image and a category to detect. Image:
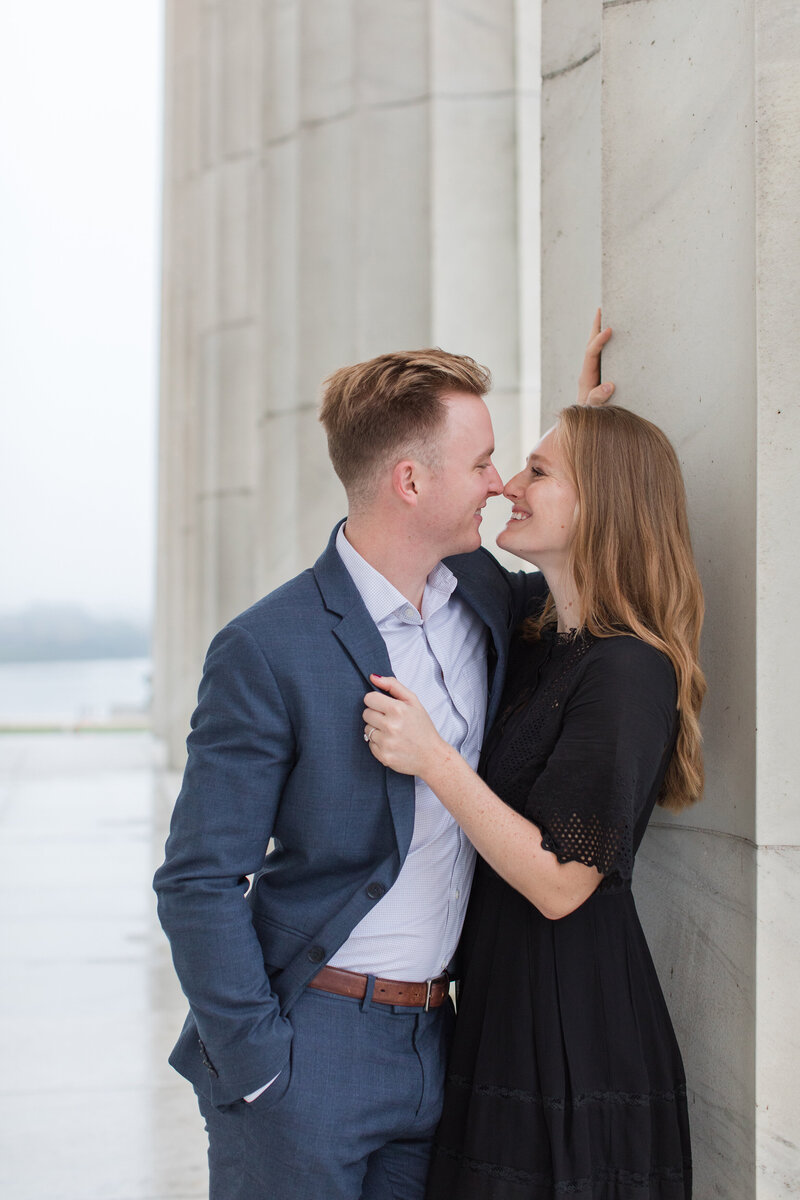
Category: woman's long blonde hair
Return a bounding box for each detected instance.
[526,404,706,812]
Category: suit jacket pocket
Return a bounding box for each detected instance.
[251,912,310,972]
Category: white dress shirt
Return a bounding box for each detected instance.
[328,523,488,981]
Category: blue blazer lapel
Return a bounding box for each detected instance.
[312,522,393,682]
[312,523,415,860]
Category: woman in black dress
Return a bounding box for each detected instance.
[362,402,705,1199]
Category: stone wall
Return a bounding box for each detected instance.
[540,2,799,1195]
[157,3,800,1194]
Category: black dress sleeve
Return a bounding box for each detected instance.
[522,637,678,881]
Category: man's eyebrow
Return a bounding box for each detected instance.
[474,446,495,462]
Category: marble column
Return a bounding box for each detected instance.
[155,0,540,763]
[541,1,800,1194]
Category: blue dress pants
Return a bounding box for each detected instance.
[197,981,455,1200]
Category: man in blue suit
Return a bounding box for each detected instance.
[155,333,612,1199]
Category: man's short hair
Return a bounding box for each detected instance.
[319,348,492,503]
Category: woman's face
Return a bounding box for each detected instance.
[496,425,579,571]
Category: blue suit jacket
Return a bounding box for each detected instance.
[154,523,546,1107]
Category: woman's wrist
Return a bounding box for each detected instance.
[419,736,459,794]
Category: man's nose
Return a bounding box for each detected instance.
[486,465,504,495]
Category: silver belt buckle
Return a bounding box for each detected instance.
[423,978,434,1012]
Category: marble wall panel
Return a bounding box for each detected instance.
[217,158,259,326]
[296,116,357,401]
[261,139,299,414]
[432,0,516,95]
[634,823,756,1200]
[754,0,800,847]
[354,103,431,356]
[516,87,542,452]
[196,169,219,334]
[431,95,519,383]
[541,0,600,81]
[485,387,523,485]
[482,387,524,573]
[200,1,222,170]
[514,0,542,444]
[354,0,428,106]
[199,326,259,493]
[157,8,207,764]
[169,3,200,182]
[295,406,347,565]
[540,15,600,425]
[755,844,800,1197]
[263,0,299,143]
[299,0,355,123]
[154,2,179,744]
[600,0,757,843]
[197,491,257,647]
[219,0,261,157]
[255,410,302,594]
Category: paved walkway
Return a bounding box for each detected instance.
[0,733,206,1200]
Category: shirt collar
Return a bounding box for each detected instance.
[336,523,457,626]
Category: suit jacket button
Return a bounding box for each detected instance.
[366,882,386,900]
[307,945,325,964]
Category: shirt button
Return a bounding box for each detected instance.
[455,889,460,900]
[307,945,325,964]
[366,882,386,900]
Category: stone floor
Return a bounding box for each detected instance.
[0,732,207,1200]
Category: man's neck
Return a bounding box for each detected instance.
[342,517,439,613]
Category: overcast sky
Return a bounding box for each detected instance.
[0,2,162,621]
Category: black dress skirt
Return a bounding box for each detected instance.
[426,630,692,1200]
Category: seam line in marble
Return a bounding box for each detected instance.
[262,89,529,147]
[200,317,256,337]
[604,0,654,9]
[220,147,256,165]
[542,45,600,82]
[198,487,254,501]
[260,401,318,422]
[648,821,762,848]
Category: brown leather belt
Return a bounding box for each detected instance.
[308,964,450,1011]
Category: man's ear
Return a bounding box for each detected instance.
[391,459,420,505]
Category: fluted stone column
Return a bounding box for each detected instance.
[155,0,540,763]
[540,0,601,415]
[541,2,800,1195]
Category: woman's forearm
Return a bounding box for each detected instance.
[421,740,602,920]
[363,674,603,919]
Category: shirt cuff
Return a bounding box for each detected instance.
[243,1072,280,1103]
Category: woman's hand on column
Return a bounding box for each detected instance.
[578,308,615,406]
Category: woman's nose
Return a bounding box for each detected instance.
[503,471,523,501]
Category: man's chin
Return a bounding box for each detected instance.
[461,531,484,555]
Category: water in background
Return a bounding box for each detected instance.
[0,657,151,727]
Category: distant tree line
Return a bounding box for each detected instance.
[0,605,150,663]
